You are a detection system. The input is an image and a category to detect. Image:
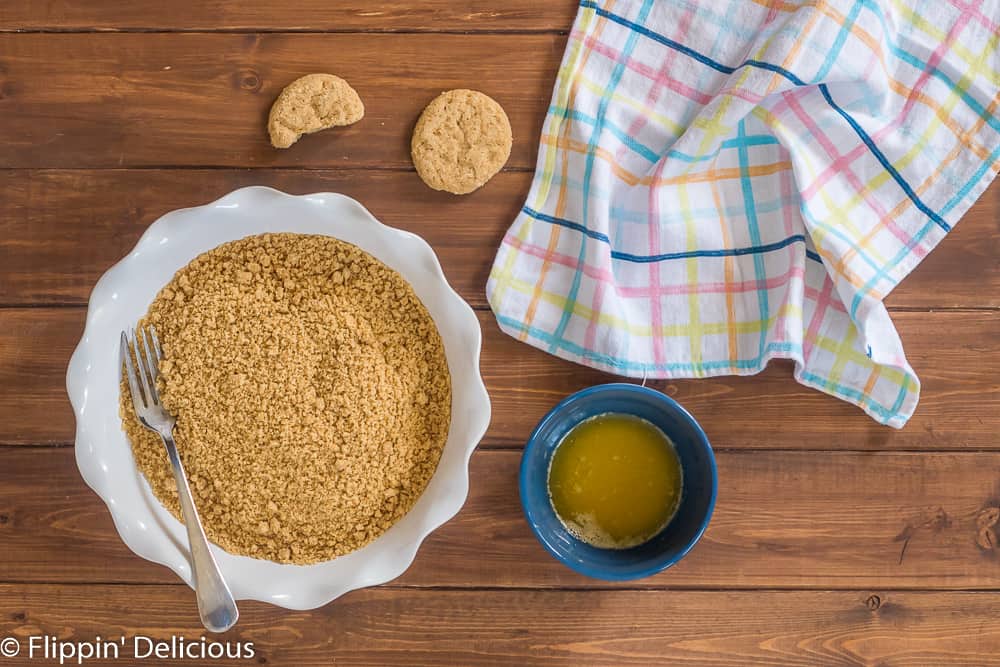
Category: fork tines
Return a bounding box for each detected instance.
[121,326,163,411]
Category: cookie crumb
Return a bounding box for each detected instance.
[121,233,450,564]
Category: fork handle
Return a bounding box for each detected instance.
[162,433,240,633]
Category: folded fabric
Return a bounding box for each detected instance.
[488,0,1000,427]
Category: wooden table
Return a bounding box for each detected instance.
[1,2,998,665]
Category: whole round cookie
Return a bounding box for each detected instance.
[411,89,512,195]
[268,73,364,149]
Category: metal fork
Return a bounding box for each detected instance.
[121,327,239,633]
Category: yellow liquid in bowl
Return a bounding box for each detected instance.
[547,413,683,549]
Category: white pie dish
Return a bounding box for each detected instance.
[67,186,491,610]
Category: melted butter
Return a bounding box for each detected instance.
[547,413,682,549]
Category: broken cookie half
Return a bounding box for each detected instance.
[268,73,364,149]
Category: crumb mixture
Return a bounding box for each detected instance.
[120,233,451,564]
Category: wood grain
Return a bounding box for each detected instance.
[0,169,527,307]
[0,307,996,449]
[4,446,1000,589]
[2,586,1000,665]
[1,1,578,32]
[0,33,562,169]
[0,171,997,309]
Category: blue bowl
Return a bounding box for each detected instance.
[519,383,717,580]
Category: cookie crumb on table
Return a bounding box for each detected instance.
[120,233,451,564]
[411,89,512,195]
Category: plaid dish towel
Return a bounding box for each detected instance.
[487,0,1000,427]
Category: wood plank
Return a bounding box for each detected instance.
[4,447,1000,588]
[485,309,1000,450]
[0,170,996,309]
[2,586,1000,666]
[888,176,1000,309]
[0,33,562,169]
[1,1,577,32]
[0,308,995,449]
[0,169,526,307]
